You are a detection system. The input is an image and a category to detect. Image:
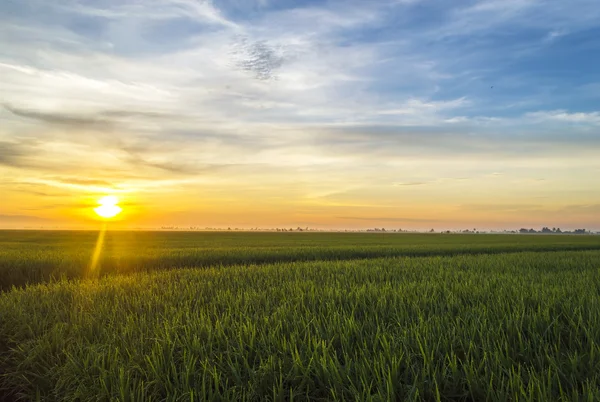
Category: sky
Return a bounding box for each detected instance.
[1,0,600,231]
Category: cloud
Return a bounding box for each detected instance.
[459,204,543,212]
[4,0,593,141]
[52,177,115,187]
[0,214,53,223]
[393,182,428,186]
[66,0,239,29]
[444,116,469,124]
[337,216,441,223]
[309,122,600,162]
[376,98,469,117]
[0,141,28,168]
[429,0,599,42]
[526,110,600,125]
[544,29,568,43]
[4,103,175,127]
[230,37,286,80]
[19,176,197,194]
[559,204,600,214]
[118,142,255,175]
[392,177,471,187]
[4,104,114,128]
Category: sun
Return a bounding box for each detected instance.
[94,195,122,219]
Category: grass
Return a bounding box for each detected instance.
[1,231,600,400]
[1,230,599,290]
[2,251,600,401]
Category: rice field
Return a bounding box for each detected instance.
[2,230,600,291]
[1,231,600,401]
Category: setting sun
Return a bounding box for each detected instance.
[94,195,122,219]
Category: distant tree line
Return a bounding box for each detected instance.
[518,227,588,234]
[155,226,594,234]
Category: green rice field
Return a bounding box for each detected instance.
[1,231,600,401]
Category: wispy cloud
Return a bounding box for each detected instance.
[0,141,29,168]
[337,216,441,223]
[5,104,115,128]
[459,204,543,212]
[543,29,568,43]
[0,214,54,223]
[526,110,600,125]
[393,182,428,186]
[376,98,469,117]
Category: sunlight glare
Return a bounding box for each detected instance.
[94,195,122,219]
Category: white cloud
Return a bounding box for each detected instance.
[377,98,469,116]
[66,0,239,28]
[543,29,568,42]
[1,0,600,196]
[444,116,469,124]
[526,110,600,125]
[434,0,600,40]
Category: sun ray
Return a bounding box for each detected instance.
[88,223,107,276]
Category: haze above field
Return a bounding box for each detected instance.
[1,0,600,230]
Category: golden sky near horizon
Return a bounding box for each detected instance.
[3,153,600,230]
[2,0,600,230]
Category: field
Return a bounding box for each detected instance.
[1,231,600,401]
[2,230,600,291]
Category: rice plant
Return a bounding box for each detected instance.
[2,248,600,401]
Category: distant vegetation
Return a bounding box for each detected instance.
[519,227,589,234]
[156,226,596,234]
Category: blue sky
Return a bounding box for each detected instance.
[1,0,600,229]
